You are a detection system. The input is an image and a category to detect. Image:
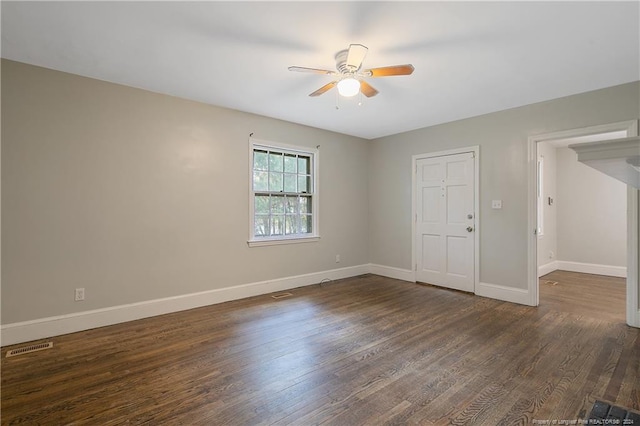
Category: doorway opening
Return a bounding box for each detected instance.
[528,120,639,327]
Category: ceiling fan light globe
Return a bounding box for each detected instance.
[337,78,360,97]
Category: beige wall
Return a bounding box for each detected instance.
[556,147,627,267]
[1,60,370,323]
[369,82,640,289]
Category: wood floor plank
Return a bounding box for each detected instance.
[2,272,638,425]
[539,270,626,323]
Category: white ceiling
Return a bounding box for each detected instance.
[2,1,639,140]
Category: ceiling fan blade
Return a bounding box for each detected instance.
[346,44,368,70]
[365,64,415,77]
[289,66,337,75]
[309,81,337,97]
[360,81,379,98]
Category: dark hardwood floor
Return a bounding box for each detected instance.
[2,273,638,425]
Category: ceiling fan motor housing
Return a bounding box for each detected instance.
[335,49,358,74]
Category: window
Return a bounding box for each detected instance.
[248,139,319,246]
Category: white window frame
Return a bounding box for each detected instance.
[248,137,320,247]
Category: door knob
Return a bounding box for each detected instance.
[466,226,474,232]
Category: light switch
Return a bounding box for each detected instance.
[492,200,502,209]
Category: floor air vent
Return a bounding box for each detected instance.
[6,342,53,357]
[271,292,293,299]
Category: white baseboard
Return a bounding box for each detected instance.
[556,260,627,278]
[538,261,558,277]
[367,264,534,307]
[1,264,369,346]
[475,282,533,306]
[1,263,543,346]
[368,264,415,282]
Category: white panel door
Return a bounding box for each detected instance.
[416,152,475,292]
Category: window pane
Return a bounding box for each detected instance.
[255,216,269,237]
[300,215,312,234]
[284,154,297,173]
[253,171,268,191]
[300,196,312,214]
[254,150,269,171]
[284,173,297,193]
[255,195,269,214]
[298,176,309,193]
[271,215,284,235]
[251,144,315,241]
[298,157,309,174]
[269,152,283,172]
[285,196,298,214]
[285,215,298,235]
[269,172,283,192]
[270,196,284,214]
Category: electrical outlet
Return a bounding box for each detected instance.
[335,254,341,263]
[549,251,554,259]
[75,288,85,301]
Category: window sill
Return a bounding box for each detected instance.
[247,236,320,247]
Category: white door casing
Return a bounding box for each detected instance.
[415,152,475,292]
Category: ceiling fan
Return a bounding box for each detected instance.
[288,44,414,98]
